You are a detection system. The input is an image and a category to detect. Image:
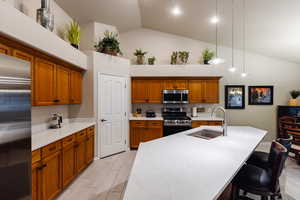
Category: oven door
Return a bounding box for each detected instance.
[163,125,192,137]
[163,90,189,104]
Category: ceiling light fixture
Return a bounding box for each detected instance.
[210,16,219,24]
[209,0,225,65]
[228,0,236,73]
[171,6,182,16]
[241,0,247,78]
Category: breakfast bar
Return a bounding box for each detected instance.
[123,126,267,200]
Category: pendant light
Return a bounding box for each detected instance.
[228,0,236,72]
[209,0,225,65]
[241,0,247,77]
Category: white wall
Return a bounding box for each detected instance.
[2,0,73,39]
[120,28,300,141]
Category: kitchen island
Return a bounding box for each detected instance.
[123,126,267,200]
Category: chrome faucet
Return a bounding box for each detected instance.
[211,106,227,136]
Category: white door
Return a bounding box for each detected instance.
[98,74,126,158]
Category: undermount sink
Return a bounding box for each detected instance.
[188,129,223,140]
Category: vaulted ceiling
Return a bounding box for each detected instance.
[56,0,300,64]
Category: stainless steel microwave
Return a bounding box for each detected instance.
[162,90,189,104]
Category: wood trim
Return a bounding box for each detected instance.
[132,76,222,80]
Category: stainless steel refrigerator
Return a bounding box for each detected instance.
[0,54,31,199]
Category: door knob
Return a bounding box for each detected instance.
[101,119,107,122]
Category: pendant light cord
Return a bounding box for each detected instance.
[243,0,246,73]
[232,0,235,68]
[215,0,218,58]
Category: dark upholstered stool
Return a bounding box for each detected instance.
[233,141,288,200]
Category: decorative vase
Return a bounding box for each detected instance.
[71,44,79,49]
[136,55,145,65]
[204,60,209,65]
[288,98,299,106]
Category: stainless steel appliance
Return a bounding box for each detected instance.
[0,54,31,199]
[162,89,189,104]
[162,107,192,136]
[49,113,63,129]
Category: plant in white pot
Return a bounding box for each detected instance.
[134,49,147,65]
[67,20,80,49]
[289,90,300,106]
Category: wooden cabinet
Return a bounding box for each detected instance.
[34,58,56,106]
[86,126,95,164]
[41,151,62,200]
[32,126,95,200]
[62,135,76,188]
[192,120,223,128]
[132,80,163,103]
[0,43,11,55]
[189,79,220,103]
[70,70,82,104]
[163,80,188,89]
[56,66,70,105]
[75,130,87,173]
[130,121,163,149]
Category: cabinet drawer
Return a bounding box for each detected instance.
[62,135,75,148]
[147,121,163,128]
[76,130,87,142]
[42,141,62,158]
[208,121,223,126]
[131,121,146,128]
[87,126,95,135]
[32,149,41,164]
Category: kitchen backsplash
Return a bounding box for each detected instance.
[132,103,219,116]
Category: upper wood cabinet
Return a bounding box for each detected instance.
[0,43,11,55]
[163,80,188,90]
[132,77,221,104]
[34,58,56,106]
[70,70,83,104]
[132,79,163,103]
[56,66,70,105]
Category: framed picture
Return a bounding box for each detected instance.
[225,85,245,109]
[248,86,274,105]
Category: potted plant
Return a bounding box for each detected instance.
[94,31,123,56]
[178,51,189,64]
[148,56,156,65]
[134,49,147,65]
[202,48,215,64]
[67,20,80,49]
[289,90,300,106]
[170,51,178,65]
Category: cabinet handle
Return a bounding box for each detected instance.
[67,138,73,142]
[38,164,47,170]
[74,144,79,148]
[53,99,60,103]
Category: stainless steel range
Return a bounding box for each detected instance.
[162,107,192,136]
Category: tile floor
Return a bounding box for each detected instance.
[57,146,300,200]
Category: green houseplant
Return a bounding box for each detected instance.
[148,56,156,65]
[178,51,189,64]
[289,90,300,106]
[202,48,215,64]
[94,31,123,56]
[134,49,147,65]
[170,51,178,65]
[67,21,81,49]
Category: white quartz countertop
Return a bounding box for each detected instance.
[123,126,267,200]
[32,122,96,151]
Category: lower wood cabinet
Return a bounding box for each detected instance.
[32,125,95,200]
[130,121,163,149]
[192,120,223,128]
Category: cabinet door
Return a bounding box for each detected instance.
[0,43,11,55]
[189,80,204,103]
[34,58,56,106]
[192,121,209,128]
[130,127,143,149]
[12,50,35,105]
[132,80,148,103]
[86,129,95,165]
[144,127,163,142]
[70,71,82,104]
[32,162,41,200]
[62,143,76,188]
[147,80,163,103]
[202,80,219,103]
[164,80,188,89]
[56,66,70,104]
[41,151,62,200]
[75,140,86,173]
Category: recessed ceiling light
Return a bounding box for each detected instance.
[172,6,182,16]
[210,16,220,24]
